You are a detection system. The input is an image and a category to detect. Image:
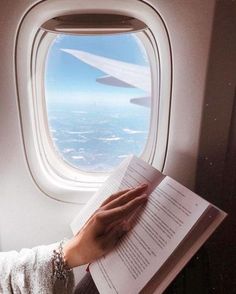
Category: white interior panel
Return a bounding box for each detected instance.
[151,0,215,187]
[0,0,215,258]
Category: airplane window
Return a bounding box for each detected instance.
[16,4,170,200]
[45,34,151,172]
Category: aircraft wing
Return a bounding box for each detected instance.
[130,97,151,108]
[61,49,151,93]
[96,75,135,88]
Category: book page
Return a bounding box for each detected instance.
[71,155,164,235]
[141,205,226,294]
[90,176,210,294]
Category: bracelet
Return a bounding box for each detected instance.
[52,240,72,285]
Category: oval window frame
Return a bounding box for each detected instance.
[15,0,172,203]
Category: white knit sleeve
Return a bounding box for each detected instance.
[0,243,75,294]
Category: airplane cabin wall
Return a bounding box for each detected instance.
[0,0,83,252]
[194,1,236,292]
[0,0,216,256]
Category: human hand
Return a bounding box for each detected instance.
[63,184,148,268]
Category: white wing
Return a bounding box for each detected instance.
[61,49,151,93]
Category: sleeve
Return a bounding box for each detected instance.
[0,242,75,294]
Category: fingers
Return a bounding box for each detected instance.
[100,188,131,207]
[95,193,148,230]
[103,205,142,233]
[103,184,148,210]
[80,188,133,229]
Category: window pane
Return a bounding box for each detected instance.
[45,33,151,172]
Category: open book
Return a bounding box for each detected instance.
[71,155,226,294]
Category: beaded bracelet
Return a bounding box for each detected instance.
[52,240,72,286]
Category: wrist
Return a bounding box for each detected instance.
[63,238,83,268]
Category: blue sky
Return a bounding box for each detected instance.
[45,33,150,104]
[45,33,151,170]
